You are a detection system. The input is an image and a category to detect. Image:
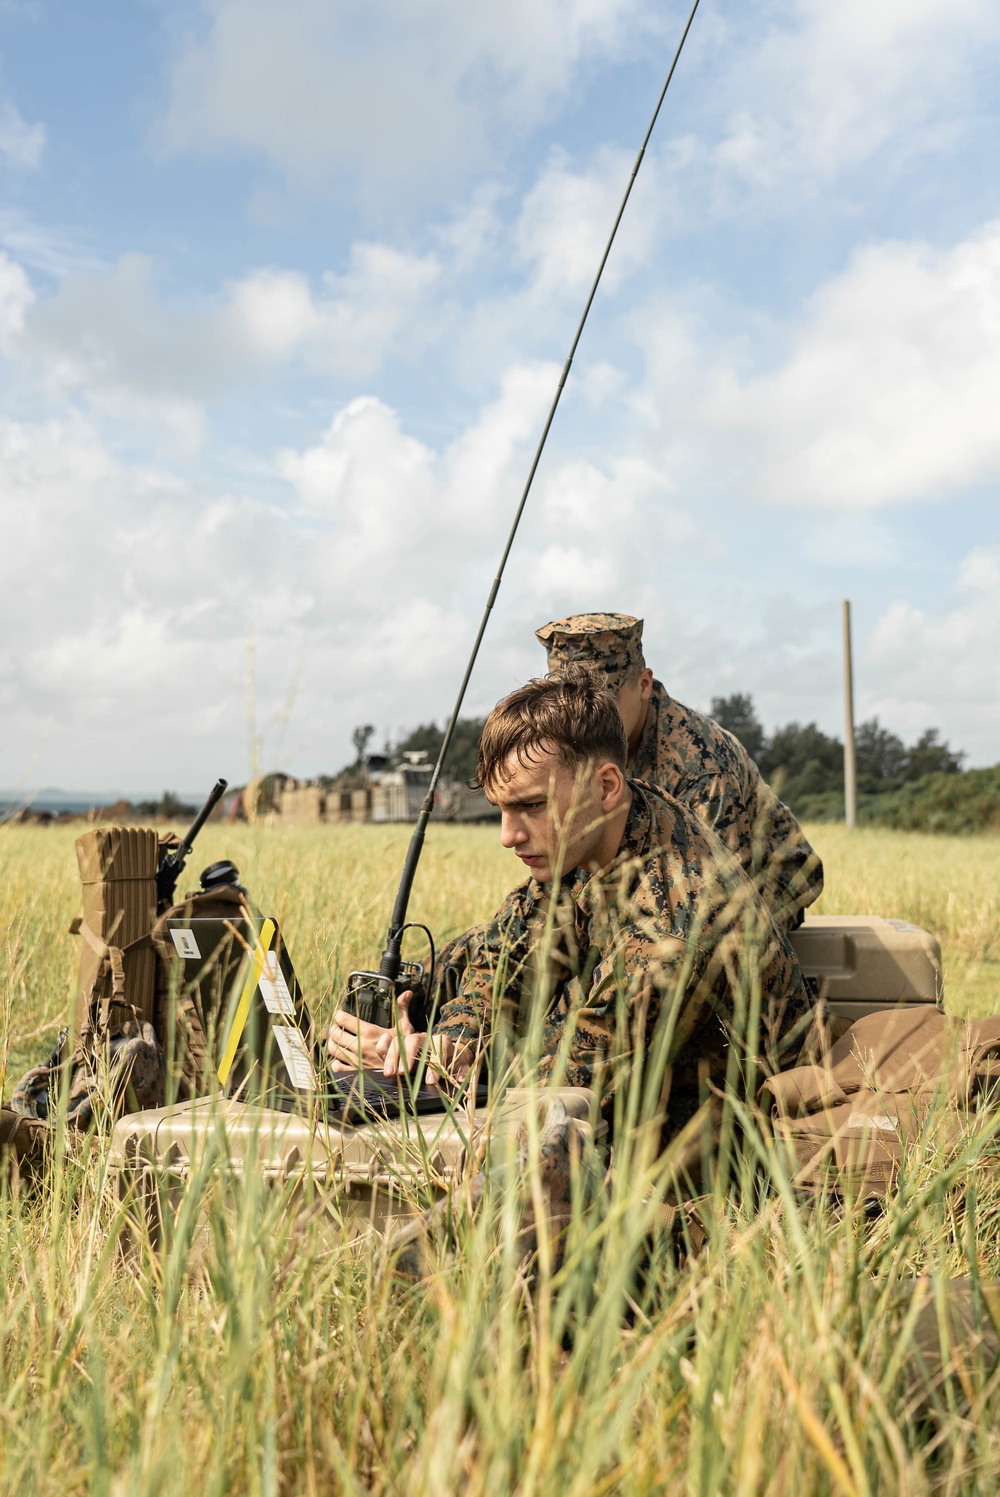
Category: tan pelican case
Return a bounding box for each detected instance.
[789,915,942,1021]
[109,1087,597,1246]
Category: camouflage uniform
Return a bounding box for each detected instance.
[537,613,823,930]
[434,781,812,1135]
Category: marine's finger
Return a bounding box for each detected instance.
[395,990,415,1037]
[382,1038,401,1077]
[327,1041,361,1067]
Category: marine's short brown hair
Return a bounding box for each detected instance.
[476,669,628,794]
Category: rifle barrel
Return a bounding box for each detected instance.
[177,777,228,857]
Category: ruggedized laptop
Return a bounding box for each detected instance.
[165,914,320,1107]
[164,914,485,1121]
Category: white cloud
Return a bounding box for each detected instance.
[669,0,1000,218]
[638,220,1000,510]
[0,371,562,785]
[307,242,442,373]
[513,146,651,299]
[865,545,1000,762]
[959,546,1000,594]
[0,251,32,343]
[278,363,555,572]
[524,542,619,600]
[0,99,44,170]
[226,268,316,357]
[158,0,1000,224]
[17,242,444,444]
[161,0,658,194]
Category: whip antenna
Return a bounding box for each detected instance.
[378,0,702,979]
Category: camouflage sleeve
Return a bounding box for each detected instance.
[532,941,685,1092]
[676,773,754,875]
[533,868,719,1094]
[758,792,825,928]
[433,887,533,1048]
[683,773,824,928]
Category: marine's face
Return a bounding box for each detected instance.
[487,743,621,883]
[614,668,654,749]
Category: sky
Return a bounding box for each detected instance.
[2,0,1000,797]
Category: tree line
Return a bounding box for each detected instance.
[709,693,964,818]
[346,719,486,785]
[347,696,968,823]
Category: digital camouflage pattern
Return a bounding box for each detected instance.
[0,1107,48,1183]
[434,781,814,1135]
[535,613,823,928]
[535,613,645,695]
[10,1021,165,1129]
[630,681,823,929]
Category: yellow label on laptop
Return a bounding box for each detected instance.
[217,919,275,1086]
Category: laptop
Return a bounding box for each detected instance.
[164,913,486,1121]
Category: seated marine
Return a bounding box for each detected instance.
[535,613,822,931]
[364,673,813,1139]
[326,619,821,1075]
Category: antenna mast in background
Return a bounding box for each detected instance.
[843,599,858,830]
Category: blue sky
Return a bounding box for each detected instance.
[2,0,999,795]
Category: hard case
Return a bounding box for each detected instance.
[789,914,943,1021]
[110,1087,597,1245]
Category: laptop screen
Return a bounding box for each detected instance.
[165,914,320,1105]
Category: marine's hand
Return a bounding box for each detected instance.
[377,990,426,1077]
[380,994,473,1087]
[327,1009,392,1072]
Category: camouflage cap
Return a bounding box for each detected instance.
[535,613,644,695]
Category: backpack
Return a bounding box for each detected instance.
[8,832,251,1129]
[760,1008,1000,1197]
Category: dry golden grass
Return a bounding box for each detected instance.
[1,815,999,1495]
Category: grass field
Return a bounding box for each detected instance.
[2,819,1000,1493]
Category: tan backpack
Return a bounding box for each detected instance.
[760,1009,1000,1196]
[7,827,168,1129]
[69,825,162,1041]
[148,883,257,1100]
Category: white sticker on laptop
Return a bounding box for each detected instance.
[170,928,201,960]
[257,950,295,1015]
[273,1025,317,1090]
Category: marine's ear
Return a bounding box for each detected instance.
[638,667,654,701]
[596,761,626,811]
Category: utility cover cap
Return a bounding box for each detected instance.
[535,613,644,694]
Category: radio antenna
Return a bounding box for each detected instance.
[377,0,702,981]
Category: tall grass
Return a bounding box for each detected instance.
[2,818,1000,1494]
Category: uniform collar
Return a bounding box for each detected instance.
[630,678,669,774]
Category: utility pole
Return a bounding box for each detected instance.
[842,600,857,829]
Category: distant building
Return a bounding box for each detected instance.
[271,751,497,826]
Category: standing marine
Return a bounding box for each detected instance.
[535,612,822,931]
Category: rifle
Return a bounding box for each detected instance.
[156,778,229,911]
[341,0,702,1032]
